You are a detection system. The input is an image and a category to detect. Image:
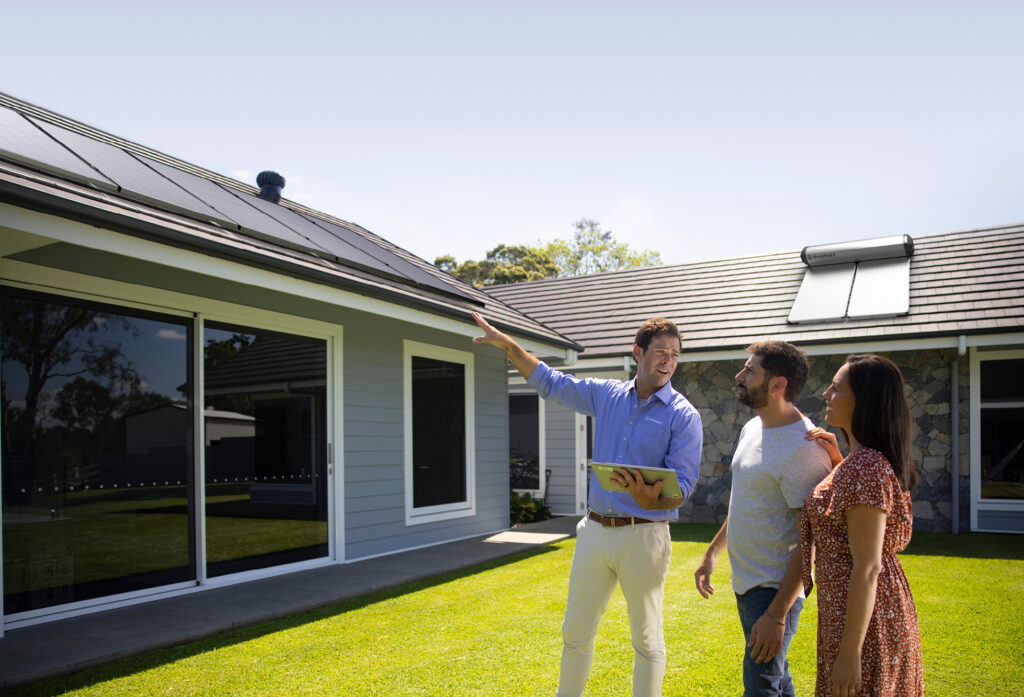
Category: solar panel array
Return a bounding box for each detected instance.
[0,104,471,301]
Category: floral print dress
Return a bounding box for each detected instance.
[800,447,924,697]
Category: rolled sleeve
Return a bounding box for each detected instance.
[527,361,600,417]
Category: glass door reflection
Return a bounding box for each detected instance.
[203,324,328,576]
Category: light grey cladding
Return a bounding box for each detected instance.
[342,316,511,561]
[544,399,581,516]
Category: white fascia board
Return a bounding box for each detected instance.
[0,203,571,358]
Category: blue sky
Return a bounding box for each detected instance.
[3,1,1021,266]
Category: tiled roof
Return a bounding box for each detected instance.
[486,224,1024,358]
[0,92,578,352]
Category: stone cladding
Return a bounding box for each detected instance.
[670,349,967,532]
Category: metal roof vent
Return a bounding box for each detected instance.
[256,170,285,203]
[788,234,915,324]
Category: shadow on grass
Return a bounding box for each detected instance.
[670,523,1024,562]
[669,522,719,543]
[4,542,567,697]
[902,530,1024,560]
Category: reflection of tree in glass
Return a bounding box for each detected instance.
[204,333,252,368]
[0,298,159,500]
[203,333,255,416]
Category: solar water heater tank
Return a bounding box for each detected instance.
[801,234,915,267]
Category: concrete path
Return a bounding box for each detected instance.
[0,516,578,689]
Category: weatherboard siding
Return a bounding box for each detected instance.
[342,320,511,560]
[544,400,579,516]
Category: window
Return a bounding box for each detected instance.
[509,395,540,490]
[979,358,1024,500]
[1,290,192,614]
[203,323,328,576]
[404,341,474,524]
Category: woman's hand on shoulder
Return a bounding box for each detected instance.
[806,427,843,466]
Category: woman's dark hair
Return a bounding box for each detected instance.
[845,354,919,491]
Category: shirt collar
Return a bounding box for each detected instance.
[630,378,676,405]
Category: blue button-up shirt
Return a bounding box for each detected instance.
[528,361,703,520]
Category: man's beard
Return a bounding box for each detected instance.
[737,382,769,409]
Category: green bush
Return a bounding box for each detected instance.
[509,489,551,525]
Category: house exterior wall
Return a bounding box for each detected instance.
[342,315,511,560]
[675,348,968,532]
[543,399,579,516]
[1,217,524,627]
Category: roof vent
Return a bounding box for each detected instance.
[256,170,285,203]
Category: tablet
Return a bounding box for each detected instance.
[591,462,683,499]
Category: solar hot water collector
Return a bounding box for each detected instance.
[788,234,915,323]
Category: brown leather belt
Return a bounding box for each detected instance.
[588,510,658,527]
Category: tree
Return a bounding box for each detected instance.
[544,219,662,277]
[435,244,558,287]
[434,219,661,286]
[1,298,142,502]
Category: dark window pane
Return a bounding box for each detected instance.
[201,323,325,573]
[980,406,1024,499]
[981,359,1024,401]
[509,395,539,489]
[203,324,328,576]
[412,356,465,508]
[2,291,192,614]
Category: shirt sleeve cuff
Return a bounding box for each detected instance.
[526,360,549,388]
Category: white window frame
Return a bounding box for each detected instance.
[969,346,1024,532]
[403,340,475,525]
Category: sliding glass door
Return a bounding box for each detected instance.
[1,290,193,614]
[1,288,332,617]
[203,323,328,577]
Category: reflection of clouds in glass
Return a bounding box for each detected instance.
[93,316,107,325]
[157,328,186,340]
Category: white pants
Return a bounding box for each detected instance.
[556,515,672,697]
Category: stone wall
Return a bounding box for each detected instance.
[671,349,968,532]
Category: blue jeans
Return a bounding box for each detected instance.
[735,586,804,697]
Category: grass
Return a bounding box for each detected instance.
[5,525,1024,697]
[4,488,326,594]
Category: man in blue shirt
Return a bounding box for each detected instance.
[472,312,702,697]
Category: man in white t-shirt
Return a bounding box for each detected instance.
[693,341,832,697]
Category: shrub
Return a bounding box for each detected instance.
[509,489,551,525]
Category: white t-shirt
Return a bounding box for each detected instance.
[726,415,833,595]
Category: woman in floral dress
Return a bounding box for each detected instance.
[801,355,923,697]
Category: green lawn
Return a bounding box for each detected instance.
[6,525,1024,697]
[4,489,326,594]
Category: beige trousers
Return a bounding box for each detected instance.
[555,515,673,697]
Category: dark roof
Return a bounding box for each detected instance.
[204,337,325,391]
[0,92,579,353]
[486,224,1024,357]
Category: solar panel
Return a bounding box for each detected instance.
[138,157,331,252]
[295,213,475,298]
[1,104,473,302]
[789,235,915,323]
[847,258,911,318]
[787,264,856,323]
[29,117,230,227]
[0,107,116,189]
